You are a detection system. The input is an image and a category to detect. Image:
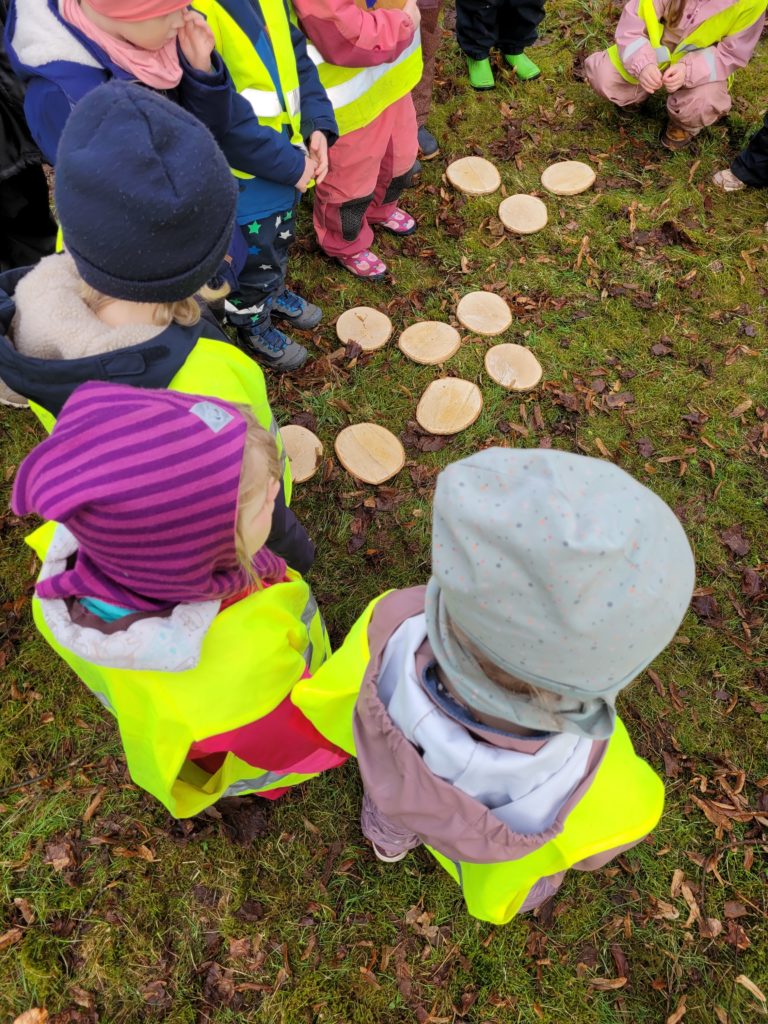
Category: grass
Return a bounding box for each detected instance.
[1,4,767,1022]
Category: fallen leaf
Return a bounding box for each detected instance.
[43,840,76,873]
[666,995,687,1024]
[0,927,23,950]
[735,974,765,1005]
[723,901,747,919]
[12,1012,48,1024]
[13,897,35,925]
[588,977,627,990]
[720,525,750,557]
[729,399,753,418]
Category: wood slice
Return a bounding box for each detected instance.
[416,378,483,435]
[280,424,323,483]
[398,321,461,365]
[498,194,548,235]
[336,306,393,352]
[485,344,543,391]
[446,156,501,196]
[456,291,512,336]
[335,423,405,484]
[540,160,596,196]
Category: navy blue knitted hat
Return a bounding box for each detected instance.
[55,81,237,303]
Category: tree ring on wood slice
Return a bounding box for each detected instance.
[540,160,596,196]
[334,423,405,484]
[416,378,483,435]
[398,321,461,364]
[446,156,501,196]
[498,194,548,235]
[336,307,393,351]
[456,291,512,336]
[280,424,323,483]
[485,344,543,391]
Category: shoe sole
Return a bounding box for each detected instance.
[469,82,495,90]
[419,148,440,161]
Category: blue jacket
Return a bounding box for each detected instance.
[5,0,336,209]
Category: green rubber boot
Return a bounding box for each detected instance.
[504,52,541,80]
[466,56,495,90]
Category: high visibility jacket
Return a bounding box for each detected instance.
[29,335,292,505]
[27,522,330,818]
[294,594,665,925]
[302,31,422,137]
[194,0,306,177]
[607,0,766,83]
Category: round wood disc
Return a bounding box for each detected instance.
[485,344,543,391]
[540,160,596,196]
[334,423,405,485]
[456,291,512,336]
[498,194,548,235]
[336,307,393,352]
[398,321,461,365]
[416,378,483,435]
[446,156,501,196]
[280,424,323,483]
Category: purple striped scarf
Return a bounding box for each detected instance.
[12,382,284,610]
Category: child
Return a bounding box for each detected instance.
[294,449,695,924]
[713,112,768,189]
[291,0,422,279]
[12,382,348,818]
[585,0,765,151]
[455,0,544,90]
[5,0,337,370]
[0,80,315,573]
[411,0,443,168]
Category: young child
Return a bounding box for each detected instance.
[294,449,695,923]
[0,81,315,573]
[12,382,348,818]
[5,0,337,370]
[585,0,765,151]
[291,0,422,280]
[713,112,768,189]
[455,0,544,90]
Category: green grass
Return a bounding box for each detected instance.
[1,5,767,1021]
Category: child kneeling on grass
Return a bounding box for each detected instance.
[0,81,314,574]
[584,0,765,152]
[12,383,347,818]
[294,448,695,924]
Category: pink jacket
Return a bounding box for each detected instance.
[292,0,416,68]
[615,0,764,87]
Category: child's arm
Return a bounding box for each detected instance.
[176,50,234,145]
[293,0,417,68]
[613,0,664,80]
[19,78,72,164]
[680,13,765,88]
[217,96,307,186]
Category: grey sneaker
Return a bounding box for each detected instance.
[240,319,309,372]
[272,288,322,330]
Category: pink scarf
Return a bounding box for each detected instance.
[61,0,183,90]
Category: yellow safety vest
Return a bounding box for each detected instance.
[300,23,422,137]
[27,522,330,818]
[607,0,766,83]
[193,0,306,178]
[29,335,292,505]
[294,596,664,924]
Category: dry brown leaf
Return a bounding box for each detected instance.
[670,869,685,898]
[723,901,747,919]
[735,974,766,1005]
[666,995,687,1024]
[82,787,106,823]
[12,1012,48,1024]
[714,1006,730,1024]
[652,897,681,920]
[729,399,753,418]
[588,977,627,991]
[0,927,24,951]
[13,898,35,925]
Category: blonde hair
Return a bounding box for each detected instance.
[80,279,230,328]
[233,409,281,581]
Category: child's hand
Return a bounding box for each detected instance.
[637,63,662,93]
[662,64,687,93]
[403,0,422,31]
[178,9,215,73]
[308,131,329,185]
[295,154,318,192]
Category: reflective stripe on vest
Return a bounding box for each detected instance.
[26,522,330,818]
[193,0,305,178]
[307,31,422,136]
[606,0,766,83]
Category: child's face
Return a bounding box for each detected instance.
[238,477,280,561]
[82,2,187,50]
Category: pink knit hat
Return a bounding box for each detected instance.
[86,0,188,20]
[13,382,255,611]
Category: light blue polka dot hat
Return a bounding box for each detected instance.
[425,448,695,739]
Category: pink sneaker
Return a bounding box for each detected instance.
[336,248,387,280]
[378,207,417,236]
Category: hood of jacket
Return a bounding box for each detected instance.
[37,524,220,672]
[0,259,218,416]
